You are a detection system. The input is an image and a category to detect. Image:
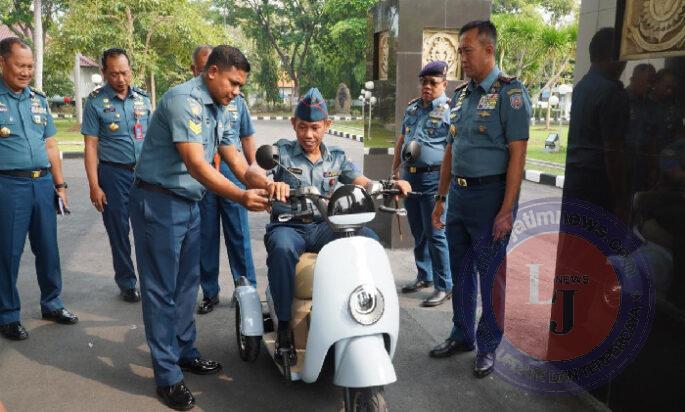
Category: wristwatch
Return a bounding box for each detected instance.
[434,194,447,202]
[54,182,68,190]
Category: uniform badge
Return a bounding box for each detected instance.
[109,122,119,132]
[477,94,498,110]
[188,119,202,135]
[478,111,491,118]
[0,127,10,137]
[478,125,487,134]
[510,94,523,110]
[0,104,7,112]
[188,99,202,117]
[227,101,238,112]
[32,115,42,124]
[103,98,109,104]
[104,106,116,113]
[449,124,456,136]
[287,167,303,175]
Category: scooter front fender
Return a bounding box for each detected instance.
[333,335,397,388]
[302,237,399,383]
[235,285,264,337]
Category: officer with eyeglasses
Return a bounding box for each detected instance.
[392,60,452,308]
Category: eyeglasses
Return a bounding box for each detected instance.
[420,78,445,87]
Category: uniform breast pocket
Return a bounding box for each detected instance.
[322,174,340,193]
[425,119,448,137]
[102,113,123,136]
[403,115,418,135]
[0,112,16,138]
[474,115,502,142]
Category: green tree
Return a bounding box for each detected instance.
[52,0,227,99]
[0,0,65,45]
[216,0,326,99]
[254,37,281,109]
[493,0,576,23]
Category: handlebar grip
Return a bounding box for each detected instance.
[379,205,398,214]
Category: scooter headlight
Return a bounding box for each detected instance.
[348,285,384,325]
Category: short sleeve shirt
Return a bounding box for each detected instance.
[134,76,236,201]
[81,83,152,164]
[448,67,532,177]
[0,80,56,170]
[401,93,450,167]
[270,139,361,219]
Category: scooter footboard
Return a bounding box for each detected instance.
[235,285,264,337]
[333,335,397,388]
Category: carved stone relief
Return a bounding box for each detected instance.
[620,0,685,60]
[422,30,461,80]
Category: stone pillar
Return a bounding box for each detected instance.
[365,0,491,248]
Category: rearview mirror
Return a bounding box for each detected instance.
[256,145,278,170]
[402,140,421,163]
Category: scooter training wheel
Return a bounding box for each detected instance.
[235,299,260,362]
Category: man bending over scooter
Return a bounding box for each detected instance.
[246,88,411,365]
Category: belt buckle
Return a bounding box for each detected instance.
[457,177,468,187]
[31,170,41,179]
[409,166,417,173]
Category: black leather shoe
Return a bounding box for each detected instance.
[429,339,475,358]
[401,279,433,293]
[197,295,219,314]
[120,288,141,303]
[156,381,195,411]
[41,308,78,325]
[275,328,297,366]
[474,352,496,378]
[421,290,452,307]
[0,322,28,340]
[179,357,222,375]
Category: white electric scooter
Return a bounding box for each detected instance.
[234,143,420,411]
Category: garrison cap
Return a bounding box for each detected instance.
[295,87,328,121]
[419,61,448,77]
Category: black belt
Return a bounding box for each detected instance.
[453,174,506,187]
[406,165,441,174]
[134,179,190,201]
[100,161,135,172]
[0,168,49,179]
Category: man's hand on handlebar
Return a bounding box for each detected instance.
[267,181,290,203]
[241,189,270,211]
[392,180,412,197]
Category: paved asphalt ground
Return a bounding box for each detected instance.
[0,121,605,411]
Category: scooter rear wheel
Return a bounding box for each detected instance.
[235,299,260,362]
[342,386,388,412]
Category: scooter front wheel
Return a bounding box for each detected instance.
[342,386,388,412]
[235,299,260,362]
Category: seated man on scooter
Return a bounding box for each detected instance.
[246,87,411,365]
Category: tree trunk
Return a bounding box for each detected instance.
[74,52,82,124]
[150,71,156,109]
[33,0,43,90]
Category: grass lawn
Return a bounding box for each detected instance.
[54,119,84,153]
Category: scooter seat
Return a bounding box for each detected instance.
[294,252,317,300]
